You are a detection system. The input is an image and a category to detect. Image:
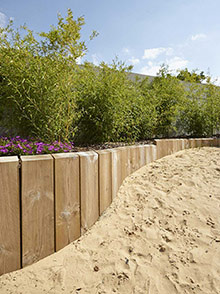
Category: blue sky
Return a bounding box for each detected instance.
[1,0,220,83]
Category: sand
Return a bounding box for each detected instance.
[0,147,220,294]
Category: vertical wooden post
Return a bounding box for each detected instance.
[146,145,157,163]
[126,147,131,176]
[213,138,220,147]
[180,139,188,150]
[79,152,99,234]
[111,149,122,199]
[195,139,202,147]
[0,157,20,275]
[151,145,157,161]
[128,146,139,173]
[175,139,184,153]
[137,145,146,168]
[189,139,196,148]
[167,139,174,155]
[185,139,190,149]
[171,139,177,153]
[145,145,151,164]
[53,153,80,251]
[201,138,213,147]
[117,147,130,181]
[97,150,112,215]
[155,139,169,159]
[21,155,54,267]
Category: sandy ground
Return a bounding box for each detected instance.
[1,147,220,294]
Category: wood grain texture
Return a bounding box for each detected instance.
[213,138,220,147]
[181,139,189,150]
[97,150,112,215]
[128,146,139,174]
[53,153,80,251]
[0,157,20,275]
[137,145,146,169]
[145,145,151,164]
[195,139,202,147]
[166,139,174,156]
[79,151,99,234]
[155,140,169,159]
[151,145,157,161]
[117,147,130,181]
[21,155,54,267]
[111,149,122,199]
[189,139,197,148]
[201,138,214,147]
[172,139,183,153]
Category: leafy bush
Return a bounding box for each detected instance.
[0,9,96,142]
[146,66,186,138]
[0,10,219,144]
[177,75,220,137]
[74,60,156,144]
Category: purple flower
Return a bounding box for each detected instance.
[1,148,8,153]
[0,136,74,156]
[4,143,11,147]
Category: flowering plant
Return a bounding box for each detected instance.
[0,136,74,156]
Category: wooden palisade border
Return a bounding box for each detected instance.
[0,138,219,275]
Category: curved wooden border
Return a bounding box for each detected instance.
[0,138,219,275]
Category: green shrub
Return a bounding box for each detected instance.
[146,66,186,138]
[177,75,220,137]
[0,11,219,144]
[0,9,96,142]
[74,60,156,144]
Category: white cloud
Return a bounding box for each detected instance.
[191,34,207,41]
[164,47,174,56]
[167,56,188,71]
[128,57,140,65]
[140,64,161,76]
[140,56,188,76]
[0,12,7,28]
[142,47,173,60]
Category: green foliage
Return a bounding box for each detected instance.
[74,60,156,143]
[205,83,220,134]
[0,10,95,142]
[176,68,208,83]
[0,10,220,144]
[177,81,220,136]
[147,65,186,137]
[177,85,208,136]
[0,50,78,141]
[135,77,157,139]
[38,9,98,59]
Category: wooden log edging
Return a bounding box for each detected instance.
[20,155,54,267]
[52,153,80,252]
[0,156,20,275]
[0,138,219,275]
